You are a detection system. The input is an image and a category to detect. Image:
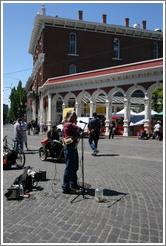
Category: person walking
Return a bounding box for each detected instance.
[14,118,24,150]
[88,112,101,156]
[21,117,30,151]
[109,119,116,139]
[154,120,162,141]
[40,121,45,135]
[62,110,85,194]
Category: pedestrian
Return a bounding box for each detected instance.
[14,118,24,150]
[109,119,116,139]
[27,122,31,135]
[21,118,30,151]
[154,121,162,141]
[62,110,86,194]
[88,112,101,156]
[40,121,45,134]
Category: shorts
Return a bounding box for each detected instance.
[23,134,27,142]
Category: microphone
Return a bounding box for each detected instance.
[79,120,88,125]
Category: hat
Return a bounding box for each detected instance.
[17,118,21,121]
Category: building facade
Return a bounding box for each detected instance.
[25,4,163,136]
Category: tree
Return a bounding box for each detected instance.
[3,106,7,124]
[9,81,27,122]
[151,87,163,113]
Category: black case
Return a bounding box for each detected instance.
[35,171,46,181]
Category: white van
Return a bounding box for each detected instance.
[57,117,92,134]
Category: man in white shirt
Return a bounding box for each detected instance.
[21,118,30,150]
[14,118,24,150]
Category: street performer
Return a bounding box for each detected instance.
[62,110,87,194]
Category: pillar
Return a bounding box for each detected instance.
[105,98,112,136]
[47,93,52,131]
[123,96,129,136]
[144,93,150,131]
[90,99,94,117]
[39,94,43,124]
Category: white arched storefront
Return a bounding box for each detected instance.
[38,58,163,135]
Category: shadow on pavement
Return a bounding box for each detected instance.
[94,154,120,157]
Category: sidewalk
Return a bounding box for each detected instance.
[3,124,164,244]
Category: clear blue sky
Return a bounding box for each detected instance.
[2,1,164,107]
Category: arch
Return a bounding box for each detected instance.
[52,93,63,102]
[126,85,146,98]
[64,92,77,107]
[107,87,125,100]
[91,89,107,102]
[77,91,91,103]
[147,81,163,98]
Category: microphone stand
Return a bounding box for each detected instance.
[70,123,88,203]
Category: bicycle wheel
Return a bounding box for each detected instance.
[39,147,47,161]
[15,148,25,168]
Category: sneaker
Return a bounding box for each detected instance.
[70,184,82,190]
[63,188,76,194]
[62,189,72,194]
[26,148,30,151]
[91,151,97,156]
[96,150,99,153]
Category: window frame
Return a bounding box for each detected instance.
[69,33,77,55]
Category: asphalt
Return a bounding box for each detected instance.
[2,124,164,244]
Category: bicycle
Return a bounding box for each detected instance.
[3,135,26,169]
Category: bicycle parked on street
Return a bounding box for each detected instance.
[3,135,26,169]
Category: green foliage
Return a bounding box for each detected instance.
[9,81,27,122]
[151,87,163,113]
[3,106,7,124]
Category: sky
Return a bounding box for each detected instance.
[2,1,164,107]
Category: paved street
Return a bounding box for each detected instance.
[2,124,164,244]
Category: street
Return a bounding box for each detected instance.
[2,124,164,244]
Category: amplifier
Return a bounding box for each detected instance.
[35,171,46,181]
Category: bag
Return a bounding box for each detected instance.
[13,166,34,192]
[34,171,46,181]
[5,185,20,200]
[62,136,74,145]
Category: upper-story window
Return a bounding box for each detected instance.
[153,43,158,59]
[114,38,120,59]
[69,64,76,74]
[69,33,77,55]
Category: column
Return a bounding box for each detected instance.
[47,93,52,131]
[105,98,112,136]
[144,93,150,131]
[39,94,43,124]
[123,96,129,136]
[62,101,66,121]
[90,99,94,117]
[75,100,80,116]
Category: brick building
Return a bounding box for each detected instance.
[25,4,163,135]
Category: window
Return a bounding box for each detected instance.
[69,33,77,55]
[114,38,120,59]
[69,64,76,74]
[153,43,158,59]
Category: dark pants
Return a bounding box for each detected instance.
[62,145,79,190]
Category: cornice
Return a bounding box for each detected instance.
[29,14,163,55]
[39,60,163,95]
